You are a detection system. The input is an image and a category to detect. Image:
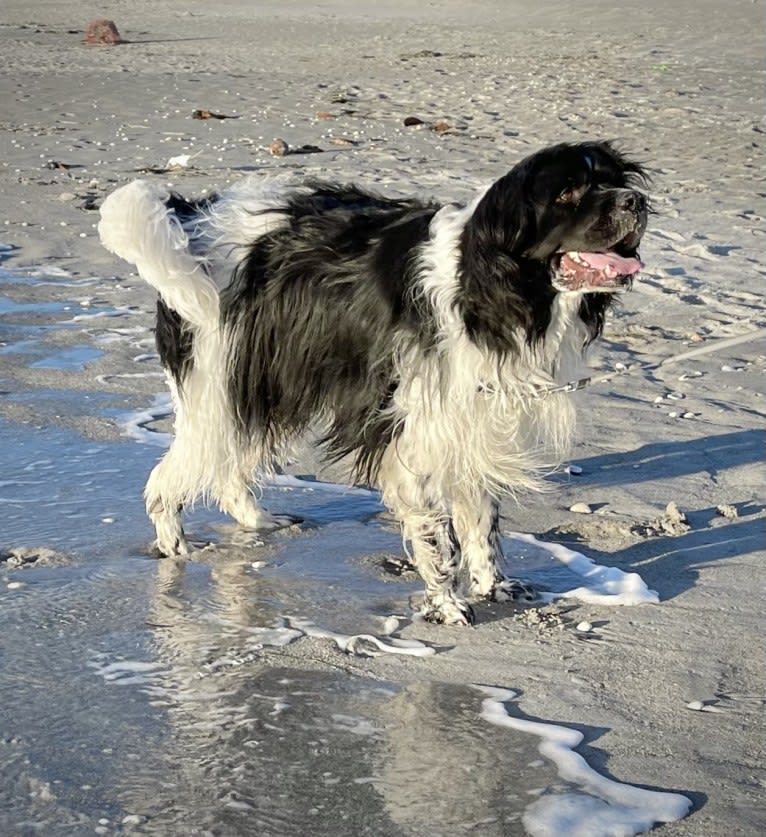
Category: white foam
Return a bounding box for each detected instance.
[121,393,173,447]
[271,473,376,497]
[96,371,165,385]
[476,686,692,837]
[286,616,436,657]
[71,305,135,322]
[88,658,170,686]
[510,532,660,605]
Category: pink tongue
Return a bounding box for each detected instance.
[570,251,643,276]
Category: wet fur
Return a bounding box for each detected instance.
[99,141,648,624]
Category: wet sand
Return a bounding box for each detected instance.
[1,2,765,835]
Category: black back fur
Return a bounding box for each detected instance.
[220,184,440,483]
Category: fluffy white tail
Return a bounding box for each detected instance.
[98,180,219,328]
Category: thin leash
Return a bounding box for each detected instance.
[536,327,766,398]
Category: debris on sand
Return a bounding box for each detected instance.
[403,115,464,134]
[512,604,566,632]
[554,501,693,544]
[268,140,323,156]
[192,109,237,120]
[269,139,289,157]
[166,153,199,169]
[1,546,68,568]
[44,160,73,172]
[716,503,739,520]
[84,20,126,46]
[638,501,692,537]
[328,137,361,146]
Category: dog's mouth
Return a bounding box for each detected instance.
[552,249,643,292]
[551,225,645,293]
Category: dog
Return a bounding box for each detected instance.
[99,141,648,625]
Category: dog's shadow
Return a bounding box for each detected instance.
[569,428,764,488]
[550,507,763,602]
[548,428,764,600]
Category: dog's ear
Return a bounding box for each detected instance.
[457,164,551,355]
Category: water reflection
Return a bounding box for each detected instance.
[129,554,558,836]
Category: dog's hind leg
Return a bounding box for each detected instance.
[452,492,537,603]
[380,450,474,626]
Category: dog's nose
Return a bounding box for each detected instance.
[622,191,646,214]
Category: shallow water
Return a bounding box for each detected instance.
[0,544,559,837]
[0,264,691,836]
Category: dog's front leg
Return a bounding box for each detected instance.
[380,450,474,625]
[144,446,191,556]
[417,515,475,625]
[452,492,536,603]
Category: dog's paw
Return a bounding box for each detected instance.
[151,532,191,558]
[490,577,538,603]
[422,592,475,626]
[152,519,191,557]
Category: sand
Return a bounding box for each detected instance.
[1,1,764,835]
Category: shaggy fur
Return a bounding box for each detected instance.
[99,141,648,625]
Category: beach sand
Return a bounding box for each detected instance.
[1,1,764,835]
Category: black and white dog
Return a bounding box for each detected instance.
[99,141,648,625]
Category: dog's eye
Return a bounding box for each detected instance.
[556,183,588,206]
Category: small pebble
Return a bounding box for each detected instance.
[569,502,593,514]
[381,615,400,635]
[681,411,696,419]
[101,517,114,524]
[565,464,583,475]
[269,139,289,156]
[576,621,593,632]
[667,391,685,400]
[122,814,145,826]
[686,700,705,711]
[7,581,25,590]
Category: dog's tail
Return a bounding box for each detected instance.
[98,180,219,329]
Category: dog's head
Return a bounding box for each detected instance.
[463,141,649,295]
[519,142,649,292]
